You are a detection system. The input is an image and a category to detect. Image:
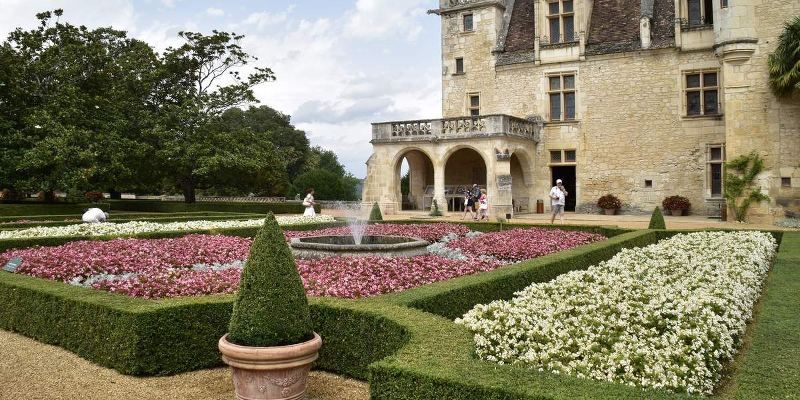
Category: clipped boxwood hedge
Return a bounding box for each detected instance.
[0,226,795,400]
[0,203,110,216]
[109,200,319,215]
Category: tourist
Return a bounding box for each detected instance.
[82,207,108,223]
[463,183,478,220]
[478,188,489,221]
[303,188,316,217]
[549,179,568,224]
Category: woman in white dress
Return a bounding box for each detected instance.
[303,188,316,217]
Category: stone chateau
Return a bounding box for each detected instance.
[362,0,799,221]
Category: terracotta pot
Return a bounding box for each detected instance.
[219,333,322,400]
[670,209,683,216]
[603,208,616,215]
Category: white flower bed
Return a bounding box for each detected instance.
[0,215,335,240]
[456,231,777,395]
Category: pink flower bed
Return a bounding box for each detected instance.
[0,234,252,281]
[284,223,470,243]
[297,255,502,298]
[93,268,242,299]
[446,228,605,262]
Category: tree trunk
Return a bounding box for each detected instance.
[181,181,197,203]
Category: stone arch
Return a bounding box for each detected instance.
[509,149,534,213]
[444,146,488,211]
[393,147,435,211]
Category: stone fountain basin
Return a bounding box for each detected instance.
[290,235,429,259]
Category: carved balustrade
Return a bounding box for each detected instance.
[372,114,541,143]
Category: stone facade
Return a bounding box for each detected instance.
[363,0,800,222]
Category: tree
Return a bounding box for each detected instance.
[768,16,800,97]
[0,10,160,198]
[153,30,275,202]
[290,169,357,201]
[724,152,770,222]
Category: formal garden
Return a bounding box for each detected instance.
[0,199,797,399]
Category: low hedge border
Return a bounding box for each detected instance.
[109,200,320,215]
[0,211,262,222]
[0,226,794,400]
[0,214,268,230]
[0,203,111,216]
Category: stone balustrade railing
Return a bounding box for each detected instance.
[372,114,542,143]
[440,0,505,9]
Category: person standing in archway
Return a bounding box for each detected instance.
[478,188,489,221]
[463,183,479,220]
[549,179,568,224]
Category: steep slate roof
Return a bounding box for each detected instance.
[585,0,675,55]
[497,0,675,63]
[504,0,536,52]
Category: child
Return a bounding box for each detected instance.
[478,189,488,221]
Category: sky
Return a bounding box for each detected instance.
[0,0,443,178]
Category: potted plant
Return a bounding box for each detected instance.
[218,213,321,400]
[662,195,691,216]
[597,194,622,215]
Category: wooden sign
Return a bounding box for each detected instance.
[3,256,22,273]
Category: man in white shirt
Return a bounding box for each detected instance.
[82,208,108,223]
[549,179,568,224]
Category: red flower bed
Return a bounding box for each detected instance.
[446,228,605,262]
[93,268,242,299]
[0,234,252,282]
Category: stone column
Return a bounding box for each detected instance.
[433,162,447,215]
[490,158,513,219]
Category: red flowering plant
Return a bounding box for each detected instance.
[446,228,605,263]
[662,195,691,211]
[85,191,105,203]
[597,194,622,210]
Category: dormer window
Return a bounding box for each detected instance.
[547,0,575,44]
[685,0,713,28]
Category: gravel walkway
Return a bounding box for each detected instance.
[0,329,369,400]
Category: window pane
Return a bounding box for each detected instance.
[710,147,723,161]
[704,90,718,114]
[564,16,575,41]
[550,150,562,163]
[549,76,561,91]
[463,14,473,31]
[550,93,562,120]
[704,0,714,24]
[688,0,701,25]
[686,74,701,88]
[549,18,560,43]
[721,0,728,8]
[564,92,576,120]
[470,95,480,107]
[455,58,464,73]
[565,150,576,162]
[703,72,718,87]
[782,177,792,187]
[711,163,723,196]
[687,91,701,115]
[563,75,575,89]
[562,0,573,13]
[548,2,559,15]
[470,108,480,116]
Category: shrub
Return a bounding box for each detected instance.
[85,191,105,203]
[369,202,383,221]
[226,213,313,347]
[662,195,691,211]
[429,200,443,217]
[596,194,621,210]
[648,207,666,229]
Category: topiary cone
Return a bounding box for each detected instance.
[369,202,383,221]
[227,212,313,347]
[648,207,666,230]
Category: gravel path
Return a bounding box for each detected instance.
[0,329,369,400]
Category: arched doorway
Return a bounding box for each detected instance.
[510,152,533,213]
[444,148,487,212]
[395,149,434,211]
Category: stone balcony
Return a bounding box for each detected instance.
[371,114,542,144]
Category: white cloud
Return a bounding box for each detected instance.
[0,0,136,35]
[344,0,429,40]
[240,7,293,30]
[205,7,224,17]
